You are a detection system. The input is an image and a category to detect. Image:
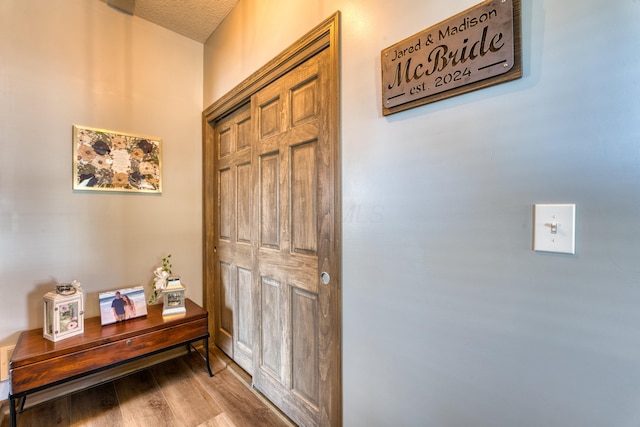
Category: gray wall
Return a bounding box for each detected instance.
[342,2,640,426]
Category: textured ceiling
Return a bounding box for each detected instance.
[104,0,239,43]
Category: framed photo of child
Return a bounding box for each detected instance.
[99,286,148,325]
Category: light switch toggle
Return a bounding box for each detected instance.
[534,204,576,254]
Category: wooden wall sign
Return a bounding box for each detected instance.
[381,0,521,116]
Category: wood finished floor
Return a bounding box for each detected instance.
[1,348,294,427]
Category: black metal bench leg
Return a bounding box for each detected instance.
[9,396,17,427]
[204,336,213,377]
[187,336,213,377]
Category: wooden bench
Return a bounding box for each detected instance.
[8,298,212,427]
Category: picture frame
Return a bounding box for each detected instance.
[98,286,148,325]
[73,125,162,193]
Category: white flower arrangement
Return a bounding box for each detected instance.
[148,254,172,304]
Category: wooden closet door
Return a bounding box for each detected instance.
[213,104,254,374]
[251,48,336,427]
[205,15,341,425]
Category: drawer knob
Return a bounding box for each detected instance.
[126,339,132,346]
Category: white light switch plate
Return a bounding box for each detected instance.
[533,204,576,254]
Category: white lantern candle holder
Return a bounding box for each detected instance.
[43,281,85,342]
[162,276,186,316]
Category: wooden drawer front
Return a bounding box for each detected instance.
[11,319,207,394]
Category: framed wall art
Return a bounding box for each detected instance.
[73,125,162,193]
[98,286,148,325]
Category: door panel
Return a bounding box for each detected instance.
[237,115,252,151]
[236,266,253,349]
[291,140,318,255]
[260,276,284,379]
[291,78,318,126]
[259,96,283,139]
[292,287,319,405]
[219,168,232,240]
[237,163,252,243]
[251,48,331,427]
[258,152,281,249]
[213,105,254,374]
[217,260,233,355]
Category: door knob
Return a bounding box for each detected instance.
[320,272,330,285]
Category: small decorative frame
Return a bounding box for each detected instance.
[98,286,148,325]
[73,125,162,193]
